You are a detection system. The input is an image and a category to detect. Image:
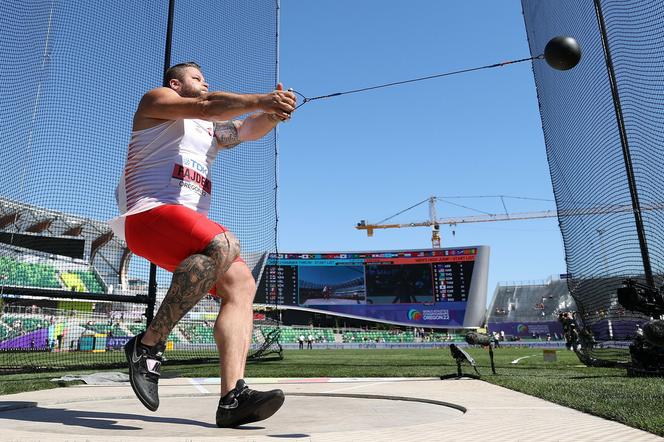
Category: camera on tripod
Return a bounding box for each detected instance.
[617,279,664,316]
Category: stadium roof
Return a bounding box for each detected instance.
[0,197,132,289]
[0,198,269,293]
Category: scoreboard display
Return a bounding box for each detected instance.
[256,246,489,328]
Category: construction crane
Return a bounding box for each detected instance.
[356,196,557,248]
[355,196,664,248]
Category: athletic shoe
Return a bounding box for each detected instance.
[124,332,165,411]
[216,379,285,427]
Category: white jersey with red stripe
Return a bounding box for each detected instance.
[109,118,219,240]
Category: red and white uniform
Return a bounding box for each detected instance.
[110,118,242,295]
[110,118,219,240]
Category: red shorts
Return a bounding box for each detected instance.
[124,204,243,296]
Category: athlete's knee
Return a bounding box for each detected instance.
[203,231,241,276]
[215,261,256,303]
[242,273,257,302]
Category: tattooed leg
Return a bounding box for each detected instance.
[141,231,240,346]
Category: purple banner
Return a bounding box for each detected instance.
[590,319,645,340]
[488,321,563,337]
[308,302,467,327]
[490,319,646,341]
[0,328,49,350]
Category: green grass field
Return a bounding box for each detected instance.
[1,347,663,436]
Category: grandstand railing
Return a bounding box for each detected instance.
[1,286,148,304]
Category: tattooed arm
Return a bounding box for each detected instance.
[213,120,243,149]
[213,83,294,148]
[214,112,286,149]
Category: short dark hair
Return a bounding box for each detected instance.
[163,62,202,87]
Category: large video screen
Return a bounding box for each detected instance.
[0,232,85,260]
[256,247,489,328]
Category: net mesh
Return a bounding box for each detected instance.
[0,298,282,371]
[0,0,279,371]
[521,0,664,364]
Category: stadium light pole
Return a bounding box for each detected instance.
[146,0,176,327]
[593,0,655,290]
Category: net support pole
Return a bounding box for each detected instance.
[273,0,281,313]
[162,0,176,85]
[593,0,655,290]
[146,0,176,326]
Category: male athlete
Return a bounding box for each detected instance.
[110,62,296,427]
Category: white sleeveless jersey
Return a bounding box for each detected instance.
[110,118,219,240]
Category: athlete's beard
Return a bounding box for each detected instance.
[179,85,204,98]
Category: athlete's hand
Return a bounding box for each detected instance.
[259,83,296,120]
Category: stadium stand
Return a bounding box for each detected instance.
[342,330,414,343]
[340,329,465,344]
[73,270,104,293]
[60,272,86,292]
[0,249,109,294]
[279,327,336,344]
[188,323,215,344]
[0,198,126,292]
[0,256,61,289]
[485,277,578,341]
[0,197,268,299]
[1,299,471,356]
[488,278,576,323]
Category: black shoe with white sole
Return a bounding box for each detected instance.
[216,379,285,428]
[124,332,165,412]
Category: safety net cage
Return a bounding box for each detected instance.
[521,0,664,366]
[0,0,279,371]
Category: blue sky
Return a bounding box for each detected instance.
[0,1,566,306]
[276,1,567,301]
